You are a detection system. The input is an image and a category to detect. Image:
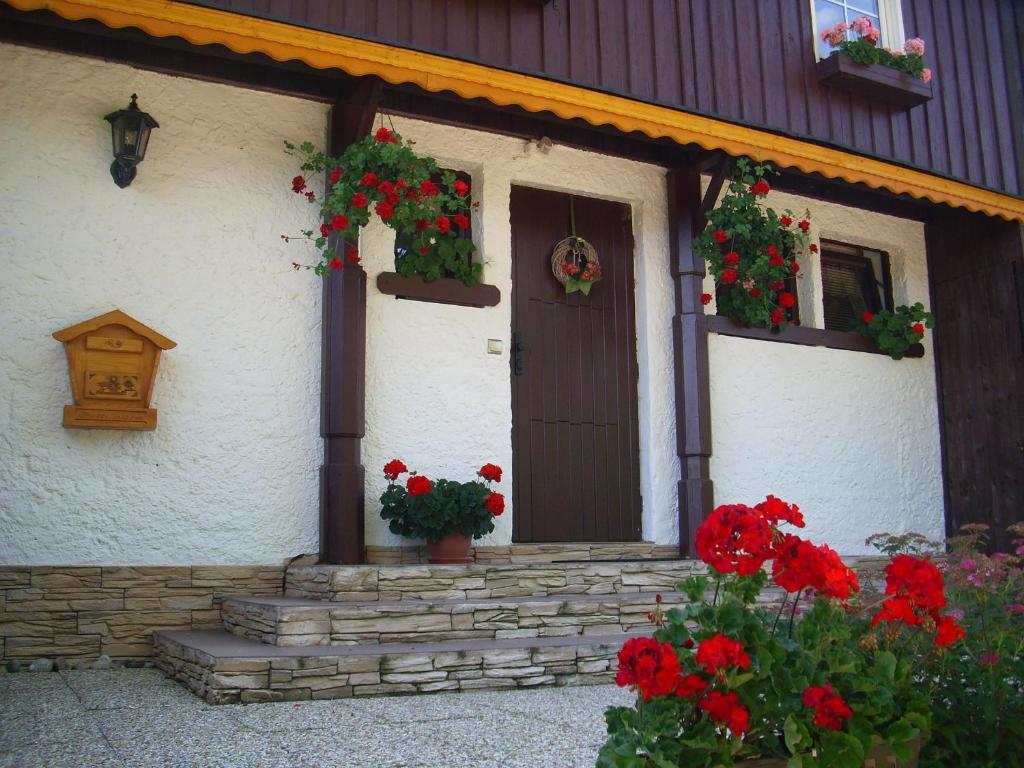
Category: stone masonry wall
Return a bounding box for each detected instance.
[0,565,283,665]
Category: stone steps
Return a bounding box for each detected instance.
[286,559,703,602]
[222,591,687,647]
[154,628,643,705]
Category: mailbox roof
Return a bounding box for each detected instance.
[53,309,177,349]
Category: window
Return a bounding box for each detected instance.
[393,169,473,277]
[820,241,894,332]
[812,0,906,59]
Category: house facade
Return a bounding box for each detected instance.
[0,0,1021,681]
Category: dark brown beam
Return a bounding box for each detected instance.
[668,167,714,556]
[319,78,382,565]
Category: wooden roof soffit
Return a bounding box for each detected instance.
[7,0,1023,223]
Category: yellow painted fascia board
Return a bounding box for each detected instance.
[7,0,1024,221]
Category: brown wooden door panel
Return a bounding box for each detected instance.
[928,216,1024,553]
[510,186,642,543]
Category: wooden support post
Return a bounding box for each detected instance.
[668,168,714,556]
[319,78,382,565]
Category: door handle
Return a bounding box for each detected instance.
[512,331,525,376]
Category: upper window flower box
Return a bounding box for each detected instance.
[816,53,932,108]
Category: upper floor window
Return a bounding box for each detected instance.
[812,0,905,59]
[820,241,894,331]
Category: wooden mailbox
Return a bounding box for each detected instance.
[53,309,176,430]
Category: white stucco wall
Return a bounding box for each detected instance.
[0,44,944,564]
[0,45,327,565]
[702,188,945,554]
[360,115,679,547]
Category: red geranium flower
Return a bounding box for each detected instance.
[713,229,729,244]
[305,190,316,202]
[319,224,332,237]
[352,192,368,208]
[696,634,751,675]
[374,126,398,143]
[934,615,965,648]
[485,492,505,516]
[780,215,793,227]
[699,690,750,735]
[420,179,439,197]
[331,214,349,231]
[773,534,823,593]
[329,168,344,185]
[328,257,343,271]
[769,281,785,292]
[415,219,431,232]
[377,180,395,196]
[751,179,771,196]
[872,596,921,628]
[766,245,778,258]
[675,673,708,698]
[721,269,738,285]
[769,254,785,267]
[347,247,360,264]
[913,323,925,335]
[361,172,378,187]
[770,308,785,325]
[749,288,762,299]
[798,219,811,232]
[375,201,394,220]
[724,251,740,266]
[810,243,819,253]
[802,684,853,731]
[701,293,713,305]
[291,175,306,193]
[615,637,682,701]
[453,214,470,230]
[435,216,451,235]
[790,260,800,273]
[778,292,796,309]
[478,463,503,482]
[418,247,430,255]
[755,495,804,528]
[453,179,469,196]
[383,459,408,481]
[696,504,774,575]
[406,475,432,497]
[861,311,874,325]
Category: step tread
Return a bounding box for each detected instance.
[155,629,643,658]
[224,590,687,612]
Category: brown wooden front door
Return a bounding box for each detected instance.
[510,186,642,543]
[928,215,1024,552]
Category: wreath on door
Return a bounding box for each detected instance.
[550,196,603,295]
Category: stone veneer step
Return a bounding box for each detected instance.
[286,559,705,602]
[222,591,689,647]
[154,629,642,705]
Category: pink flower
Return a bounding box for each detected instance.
[978,650,1001,666]
[850,16,871,35]
[904,37,925,56]
[863,26,880,45]
[922,68,932,84]
[821,22,848,48]
[1005,604,1024,614]
[947,608,965,621]
[959,558,978,571]
[968,572,985,587]
[1016,545,1024,556]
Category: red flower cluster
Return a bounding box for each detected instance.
[485,492,505,516]
[406,475,432,497]
[291,175,306,193]
[701,293,713,305]
[696,504,774,575]
[383,459,408,481]
[615,637,683,701]
[696,634,751,676]
[478,463,502,483]
[374,126,398,144]
[713,229,729,244]
[699,690,750,735]
[772,535,859,599]
[676,673,708,698]
[872,555,962,647]
[453,179,469,196]
[750,179,771,196]
[802,684,853,730]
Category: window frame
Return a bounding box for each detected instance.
[810,0,907,61]
[819,240,895,331]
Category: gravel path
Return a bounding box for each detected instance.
[0,668,631,767]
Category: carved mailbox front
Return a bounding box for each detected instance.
[53,309,176,430]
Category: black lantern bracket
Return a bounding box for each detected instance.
[103,94,159,189]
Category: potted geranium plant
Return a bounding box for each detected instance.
[854,304,934,360]
[600,495,965,767]
[379,459,504,563]
[284,126,480,285]
[695,159,811,330]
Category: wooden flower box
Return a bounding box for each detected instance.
[816,54,932,108]
[376,271,500,308]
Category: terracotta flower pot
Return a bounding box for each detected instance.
[426,532,473,564]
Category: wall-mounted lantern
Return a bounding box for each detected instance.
[53,309,176,430]
[103,94,159,188]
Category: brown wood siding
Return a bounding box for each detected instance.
[196,0,1024,198]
